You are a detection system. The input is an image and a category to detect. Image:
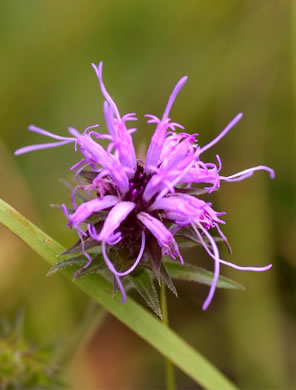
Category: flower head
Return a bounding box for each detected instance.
[15,62,274,310]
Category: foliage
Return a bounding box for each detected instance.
[0,311,65,390]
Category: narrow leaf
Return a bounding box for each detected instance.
[59,178,87,202]
[146,235,162,285]
[159,262,178,297]
[177,240,199,249]
[79,170,98,182]
[60,235,102,255]
[75,254,107,280]
[128,270,162,318]
[46,256,86,276]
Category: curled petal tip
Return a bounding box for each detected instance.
[270,169,275,179]
[91,61,102,69]
[91,62,103,79]
[13,148,24,156]
[200,112,244,155]
[61,204,69,218]
[233,112,243,124]
[98,61,103,78]
[180,75,188,84]
[91,62,97,71]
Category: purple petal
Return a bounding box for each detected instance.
[199,113,243,155]
[92,62,121,120]
[100,231,146,303]
[101,230,145,277]
[28,125,74,141]
[68,128,130,194]
[163,76,188,119]
[153,149,200,202]
[144,147,196,202]
[149,195,198,219]
[191,221,272,310]
[137,212,183,264]
[190,223,221,310]
[145,76,188,174]
[220,165,275,182]
[92,63,137,173]
[98,201,136,242]
[15,125,75,155]
[63,195,119,230]
[15,140,74,155]
[219,259,272,272]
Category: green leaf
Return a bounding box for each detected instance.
[177,240,200,249]
[159,262,178,297]
[0,312,65,388]
[164,261,244,290]
[46,254,105,278]
[60,235,102,255]
[74,257,105,279]
[146,235,162,285]
[0,198,238,390]
[46,256,86,276]
[128,270,162,318]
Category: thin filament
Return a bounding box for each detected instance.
[101,231,145,277]
[200,113,243,155]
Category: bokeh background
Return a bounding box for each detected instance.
[0,0,295,388]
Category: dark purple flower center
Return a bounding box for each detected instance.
[125,162,152,211]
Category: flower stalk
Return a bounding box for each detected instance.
[161,282,177,390]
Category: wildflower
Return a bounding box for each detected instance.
[15,62,274,310]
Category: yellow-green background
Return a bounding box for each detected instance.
[0,0,295,388]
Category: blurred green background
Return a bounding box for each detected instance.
[0,0,295,388]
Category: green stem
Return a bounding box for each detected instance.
[160,282,177,390]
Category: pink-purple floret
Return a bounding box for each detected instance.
[15,62,274,310]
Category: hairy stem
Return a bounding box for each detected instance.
[161,282,177,390]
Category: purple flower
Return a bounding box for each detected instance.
[15,62,274,310]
